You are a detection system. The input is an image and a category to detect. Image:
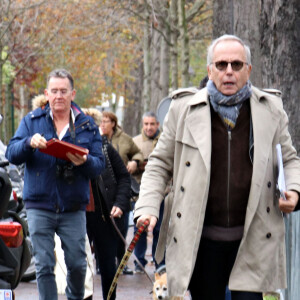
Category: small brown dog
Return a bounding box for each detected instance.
[153,272,168,300]
[153,269,185,300]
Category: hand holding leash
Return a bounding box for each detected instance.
[137,215,157,232]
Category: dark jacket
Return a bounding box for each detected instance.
[91,140,131,219]
[5,102,105,212]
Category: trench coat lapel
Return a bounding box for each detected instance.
[184,92,211,172]
[244,94,280,231]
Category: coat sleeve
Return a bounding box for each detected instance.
[76,126,105,179]
[108,144,131,212]
[278,108,300,194]
[128,138,144,165]
[5,116,37,165]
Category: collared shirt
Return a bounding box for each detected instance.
[50,108,75,140]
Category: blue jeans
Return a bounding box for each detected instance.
[27,209,87,300]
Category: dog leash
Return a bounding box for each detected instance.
[107,218,150,300]
[110,216,154,284]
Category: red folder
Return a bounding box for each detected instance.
[39,138,89,161]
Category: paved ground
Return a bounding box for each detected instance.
[14,226,191,299]
[15,260,155,299]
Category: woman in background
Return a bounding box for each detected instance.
[83,108,131,300]
[100,111,143,275]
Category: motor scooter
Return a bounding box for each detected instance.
[0,153,35,283]
[0,116,31,299]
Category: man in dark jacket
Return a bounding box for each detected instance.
[5,69,105,300]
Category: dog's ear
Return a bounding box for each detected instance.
[154,272,160,281]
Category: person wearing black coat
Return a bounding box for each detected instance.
[83,109,131,300]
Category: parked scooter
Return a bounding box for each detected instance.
[0,155,35,283]
[0,115,31,298]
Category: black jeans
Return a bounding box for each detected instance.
[188,238,263,300]
[116,212,129,265]
[86,211,118,300]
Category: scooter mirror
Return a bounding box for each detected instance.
[0,114,3,125]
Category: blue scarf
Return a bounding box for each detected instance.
[207,80,252,129]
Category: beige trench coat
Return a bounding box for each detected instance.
[134,86,300,297]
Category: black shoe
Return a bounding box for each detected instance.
[134,264,144,274]
[122,265,134,275]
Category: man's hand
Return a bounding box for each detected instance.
[279,190,299,213]
[127,160,137,174]
[66,152,87,166]
[136,215,157,232]
[30,133,47,149]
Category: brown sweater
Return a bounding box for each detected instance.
[203,100,253,241]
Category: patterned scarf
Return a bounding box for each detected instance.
[207,80,252,129]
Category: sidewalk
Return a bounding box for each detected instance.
[15,225,191,299]
[15,226,156,300]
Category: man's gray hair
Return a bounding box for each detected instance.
[142,111,159,122]
[47,68,74,90]
[207,35,251,68]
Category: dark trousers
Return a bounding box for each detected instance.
[116,212,129,264]
[86,211,117,300]
[189,238,263,300]
[134,201,165,269]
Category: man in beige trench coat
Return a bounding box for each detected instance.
[134,34,300,300]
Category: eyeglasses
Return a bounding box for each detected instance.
[49,89,71,95]
[212,60,248,71]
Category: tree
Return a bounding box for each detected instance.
[121,0,212,133]
[260,1,300,299]
[0,0,66,141]
[1,0,212,139]
[212,0,262,86]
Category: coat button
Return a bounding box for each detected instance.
[266,233,271,239]
[185,161,191,167]
[177,212,181,218]
[267,181,271,188]
[180,186,185,192]
[173,237,177,243]
[266,207,270,213]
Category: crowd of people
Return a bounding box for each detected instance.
[5,33,300,300]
